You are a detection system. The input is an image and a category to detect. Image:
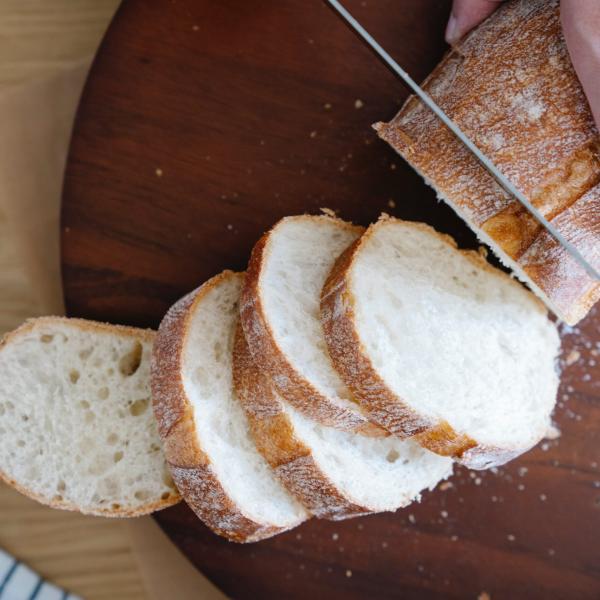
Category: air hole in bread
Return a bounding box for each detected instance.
[129,398,149,416]
[54,494,63,502]
[79,347,93,360]
[57,480,66,492]
[107,368,114,376]
[134,490,149,501]
[69,369,80,384]
[213,341,223,361]
[161,492,171,500]
[113,451,124,463]
[119,341,143,377]
[98,387,109,400]
[84,412,95,424]
[111,503,121,510]
[162,471,174,488]
[386,449,400,463]
[16,439,25,447]
[107,433,119,445]
[150,443,161,453]
[79,400,90,410]
[40,334,54,343]
[21,414,29,422]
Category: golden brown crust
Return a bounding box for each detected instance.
[375,0,600,325]
[239,215,386,437]
[232,322,374,520]
[0,317,180,518]
[320,216,544,469]
[151,271,299,542]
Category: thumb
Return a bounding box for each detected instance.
[446,0,504,45]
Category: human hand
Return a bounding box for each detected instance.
[445,0,600,131]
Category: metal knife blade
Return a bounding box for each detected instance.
[326,0,600,281]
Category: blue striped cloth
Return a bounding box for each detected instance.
[0,549,82,600]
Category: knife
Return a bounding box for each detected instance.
[326,0,600,281]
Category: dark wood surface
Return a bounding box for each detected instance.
[61,1,600,598]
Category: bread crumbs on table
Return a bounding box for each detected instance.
[155,168,163,177]
[345,570,352,578]
[354,99,364,109]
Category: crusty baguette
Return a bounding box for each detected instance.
[151,271,309,542]
[240,215,385,436]
[375,0,600,325]
[321,217,560,469]
[233,321,453,518]
[0,317,180,517]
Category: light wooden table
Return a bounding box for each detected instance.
[0,2,148,598]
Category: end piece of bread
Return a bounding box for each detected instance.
[321,217,561,469]
[0,317,180,517]
[151,271,309,543]
[233,322,453,519]
[240,215,385,436]
[375,0,600,325]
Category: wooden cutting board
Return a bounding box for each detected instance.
[61,1,600,598]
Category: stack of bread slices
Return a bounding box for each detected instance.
[0,213,560,543]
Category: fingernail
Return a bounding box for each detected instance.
[445,14,459,45]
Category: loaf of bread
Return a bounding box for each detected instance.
[233,322,452,519]
[1,210,563,542]
[321,217,560,469]
[375,0,600,325]
[0,317,180,516]
[151,271,309,542]
[241,215,384,436]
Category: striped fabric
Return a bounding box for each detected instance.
[0,549,82,600]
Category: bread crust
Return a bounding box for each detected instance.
[0,317,180,518]
[320,216,549,469]
[232,321,377,519]
[152,271,304,542]
[375,0,599,325]
[240,215,386,437]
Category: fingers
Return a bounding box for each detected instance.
[445,0,504,45]
[560,0,600,128]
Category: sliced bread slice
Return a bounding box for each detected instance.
[321,216,561,469]
[240,215,385,436]
[0,317,180,517]
[151,271,309,543]
[233,322,453,519]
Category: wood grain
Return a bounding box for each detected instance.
[61,0,600,598]
[0,0,120,89]
[0,3,149,599]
